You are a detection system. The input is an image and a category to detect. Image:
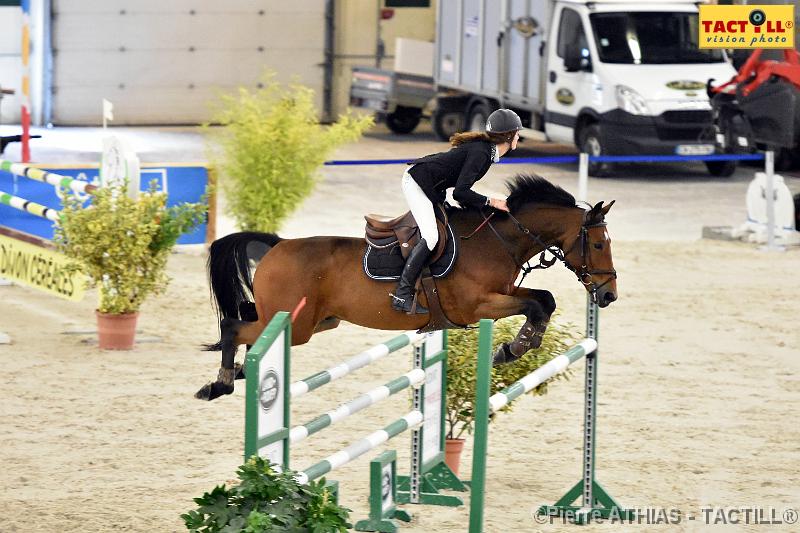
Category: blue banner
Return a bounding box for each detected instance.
[0,164,210,245]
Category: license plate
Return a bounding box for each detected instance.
[363,99,385,111]
[675,144,715,156]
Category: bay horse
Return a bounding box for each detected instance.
[197,174,616,400]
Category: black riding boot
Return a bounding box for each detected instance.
[391,239,431,314]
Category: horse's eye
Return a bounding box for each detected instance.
[593,243,603,250]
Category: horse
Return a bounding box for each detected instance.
[196,174,617,400]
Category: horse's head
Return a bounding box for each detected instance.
[561,200,617,307]
[505,174,617,306]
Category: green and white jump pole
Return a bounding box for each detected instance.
[468,299,631,532]
[243,311,465,509]
[537,298,633,523]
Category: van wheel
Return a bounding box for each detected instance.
[386,106,421,134]
[579,124,612,177]
[467,102,491,132]
[433,108,465,141]
[705,160,737,177]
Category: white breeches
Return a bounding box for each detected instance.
[401,169,438,251]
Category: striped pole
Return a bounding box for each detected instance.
[488,339,597,413]
[0,159,98,195]
[291,331,425,397]
[0,190,59,221]
[20,0,31,162]
[289,368,425,444]
[296,410,423,484]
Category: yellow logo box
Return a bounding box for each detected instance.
[0,234,86,301]
[699,4,795,48]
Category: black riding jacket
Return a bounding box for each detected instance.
[407,140,495,208]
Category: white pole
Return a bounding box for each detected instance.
[578,152,589,203]
[760,151,785,252]
[765,150,775,248]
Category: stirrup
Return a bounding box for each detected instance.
[389,292,428,314]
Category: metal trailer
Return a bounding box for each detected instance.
[350,67,436,134]
[434,0,553,138]
[432,0,739,178]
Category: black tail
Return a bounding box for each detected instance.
[203,231,283,351]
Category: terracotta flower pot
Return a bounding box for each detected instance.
[445,438,466,476]
[96,311,138,350]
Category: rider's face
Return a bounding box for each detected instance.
[510,131,520,151]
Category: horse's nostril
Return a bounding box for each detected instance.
[604,292,617,303]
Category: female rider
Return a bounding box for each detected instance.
[391,108,523,314]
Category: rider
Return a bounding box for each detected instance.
[390,108,523,314]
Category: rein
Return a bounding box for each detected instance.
[467,208,617,301]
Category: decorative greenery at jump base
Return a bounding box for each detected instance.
[244,299,631,531]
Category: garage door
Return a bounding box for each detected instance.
[51,0,325,125]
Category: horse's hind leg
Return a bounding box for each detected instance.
[195,317,250,401]
[233,302,259,381]
[313,316,341,334]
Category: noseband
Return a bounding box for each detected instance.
[485,210,617,302]
[559,219,618,297]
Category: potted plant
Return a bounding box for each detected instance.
[182,456,351,533]
[205,71,372,232]
[444,315,579,474]
[55,181,206,349]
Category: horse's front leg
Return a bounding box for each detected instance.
[473,288,556,366]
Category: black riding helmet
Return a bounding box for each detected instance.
[486,109,523,133]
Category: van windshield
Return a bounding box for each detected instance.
[589,12,725,64]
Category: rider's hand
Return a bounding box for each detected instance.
[489,198,510,212]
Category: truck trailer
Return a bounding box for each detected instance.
[352,0,739,177]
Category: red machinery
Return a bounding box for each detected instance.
[708,49,800,167]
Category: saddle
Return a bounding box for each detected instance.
[364,206,449,263]
[363,205,463,333]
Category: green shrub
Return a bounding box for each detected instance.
[207,72,373,232]
[182,456,351,533]
[445,315,580,439]
[54,182,206,314]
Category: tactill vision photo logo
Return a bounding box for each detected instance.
[699,4,795,49]
[259,369,280,412]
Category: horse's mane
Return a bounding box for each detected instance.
[506,173,576,213]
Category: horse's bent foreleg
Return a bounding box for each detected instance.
[474,289,556,366]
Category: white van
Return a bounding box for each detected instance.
[349,1,738,176]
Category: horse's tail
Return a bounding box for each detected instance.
[203,231,283,351]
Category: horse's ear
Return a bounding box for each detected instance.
[587,201,604,221]
[600,200,615,217]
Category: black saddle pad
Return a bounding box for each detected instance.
[363,224,458,281]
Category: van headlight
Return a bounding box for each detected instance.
[615,85,651,115]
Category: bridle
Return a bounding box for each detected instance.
[473,209,617,302]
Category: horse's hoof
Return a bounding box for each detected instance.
[234,363,246,381]
[492,343,519,366]
[195,381,234,401]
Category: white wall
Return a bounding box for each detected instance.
[0,6,22,125]
[51,0,326,125]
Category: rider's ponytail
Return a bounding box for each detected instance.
[450,130,515,147]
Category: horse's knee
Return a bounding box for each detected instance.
[540,292,556,315]
[521,300,547,323]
